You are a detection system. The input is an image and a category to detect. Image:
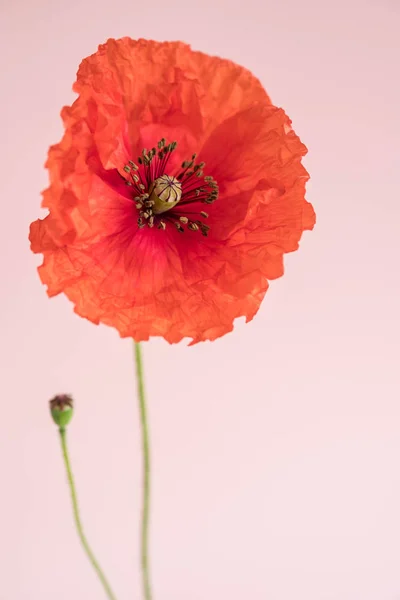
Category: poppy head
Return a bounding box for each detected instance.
[29,38,315,344]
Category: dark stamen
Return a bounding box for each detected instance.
[122,139,218,235]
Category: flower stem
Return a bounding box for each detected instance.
[134,342,153,600]
[58,427,118,600]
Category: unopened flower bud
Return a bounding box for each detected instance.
[49,394,74,428]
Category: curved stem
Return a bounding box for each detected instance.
[58,427,118,600]
[134,342,153,600]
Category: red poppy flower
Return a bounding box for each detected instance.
[29,38,315,344]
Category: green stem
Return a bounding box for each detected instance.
[134,342,153,600]
[58,427,118,600]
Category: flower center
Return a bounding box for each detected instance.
[149,175,182,214]
[121,139,218,236]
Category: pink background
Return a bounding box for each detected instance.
[1,0,400,598]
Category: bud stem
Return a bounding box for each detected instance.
[134,342,153,600]
[58,427,118,600]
